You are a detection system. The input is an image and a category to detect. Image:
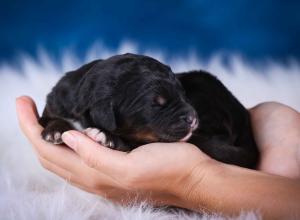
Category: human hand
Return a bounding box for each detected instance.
[16,96,215,208]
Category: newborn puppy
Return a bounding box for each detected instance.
[40,53,259,168]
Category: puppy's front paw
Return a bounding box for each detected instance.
[42,130,63,144]
[83,128,114,148]
[41,120,73,145]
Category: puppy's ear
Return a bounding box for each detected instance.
[71,67,117,131]
[89,100,117,131]
[72,75,97,116]
[72,65,112,116]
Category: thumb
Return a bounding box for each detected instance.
[62,130,129,176]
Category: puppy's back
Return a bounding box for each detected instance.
[176,71,259,168]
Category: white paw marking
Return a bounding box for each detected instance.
[94,132,107,143]
[45,131,63,144]
[84,127,114,147]
[54,132,61,141]
[45,134,52,142]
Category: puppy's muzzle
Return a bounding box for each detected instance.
[179,111,199,142]
[180,111,198,128]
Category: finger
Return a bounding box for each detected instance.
[34,139,114,183]
[15,95,58,157]
[62,130,131,177]
[15,96,77,166]
[39,151,120,188]
[39,157,73,182]
[37,143,91,176]
[16,96,43,139]
[15,96,123,188]
[39,157,102,193]
[69,181,103,197]
[15,96,94,175]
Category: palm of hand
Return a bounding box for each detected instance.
[125,142,210,191]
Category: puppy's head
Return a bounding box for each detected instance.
[74,53,198,145]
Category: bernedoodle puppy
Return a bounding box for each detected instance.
[39,53,259,168]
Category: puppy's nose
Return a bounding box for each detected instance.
[181,112,198,130]
[186,115,194,124]
[181,113,194,125]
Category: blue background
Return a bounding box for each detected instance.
[1,0,299,63]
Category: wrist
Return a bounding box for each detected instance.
[171,156,223,211]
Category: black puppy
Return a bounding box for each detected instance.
[40,53,259,168]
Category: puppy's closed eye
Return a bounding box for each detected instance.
[153,96,167,107]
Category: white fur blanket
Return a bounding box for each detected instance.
[1,43,299,220]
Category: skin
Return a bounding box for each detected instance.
[250,102,300,178]
[16,96,300,219]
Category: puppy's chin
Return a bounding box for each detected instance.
[179,131,193,142]
[179,119,199,142]
[158,129,194,143]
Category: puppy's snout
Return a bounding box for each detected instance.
[180,112,198,129]
[183,114,194,124]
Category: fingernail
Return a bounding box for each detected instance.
[62,131,77,150]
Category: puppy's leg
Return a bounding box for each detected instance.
[40,118,74,144]
[39,106,74,144]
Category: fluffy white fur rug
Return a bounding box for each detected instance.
[1,42,299,220]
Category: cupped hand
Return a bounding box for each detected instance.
[16,96,214,207]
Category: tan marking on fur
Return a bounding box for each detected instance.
[131,130,159,142]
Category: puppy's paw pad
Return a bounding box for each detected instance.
[43,131,63,144]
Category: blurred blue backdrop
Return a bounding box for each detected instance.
[1,0,300,62]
